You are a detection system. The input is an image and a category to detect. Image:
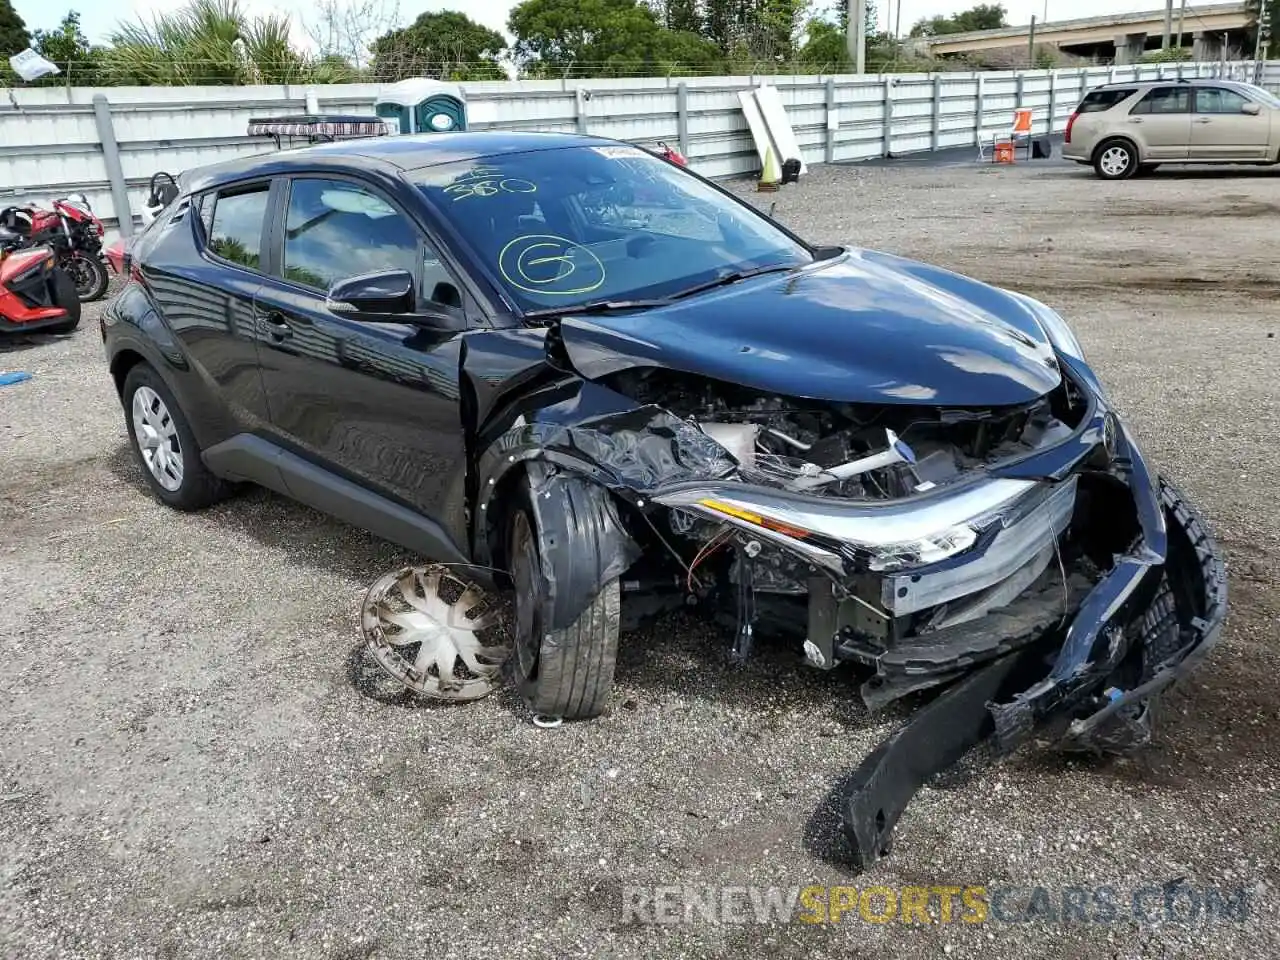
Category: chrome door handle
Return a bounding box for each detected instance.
[258,312,292,340]
[1194,117,1212,124]
[1128,117,1143,123]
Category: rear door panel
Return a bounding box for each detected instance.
[1129,86,1191,160]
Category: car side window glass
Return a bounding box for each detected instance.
[1079,89,1135,113]
[1197,88,1249,114]
[282,178,426,294]
[1131,87,1190,115]
[207,187,269,270]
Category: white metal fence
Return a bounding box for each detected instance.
[3,60,1278,237]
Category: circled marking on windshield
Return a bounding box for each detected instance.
[498,234,606,296]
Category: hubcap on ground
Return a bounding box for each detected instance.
[131,385,183,491]
[1101,147,1130,177]
[361,565,510,700]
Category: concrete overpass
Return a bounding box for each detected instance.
[913,3,1251,65]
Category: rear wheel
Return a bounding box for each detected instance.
[65,252,109,301]
[1094,139,1138,180]
[508,498,620,720]
[122,363,232,510]
[44,268,81,334]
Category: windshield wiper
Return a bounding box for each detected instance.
[522,298,670,320]
[667,262,802,301]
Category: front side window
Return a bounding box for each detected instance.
[281,178,424,293]
[1130,87,1191,115]
[1195,87,1250,114]
[413,144,813,312]
[206,186,269,270]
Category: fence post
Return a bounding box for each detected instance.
[574,86,589,134]
[676,82,690,158]
[1015,72,1024,108]
[92,94,133,239]
[824,77,837,164]
[1047,70,1056,135]
[930,74,943,151]
[973,74,985,145]
[882,77,894,157]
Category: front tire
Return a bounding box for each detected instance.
[1094,139,1139,180]
[66,252,109,301]
[122,363,231,511]
[508,502,620,720]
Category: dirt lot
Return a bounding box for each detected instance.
[1,157,1278,959]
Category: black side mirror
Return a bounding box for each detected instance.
[327,269,465,331]
[329,269,416,314]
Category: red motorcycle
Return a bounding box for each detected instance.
[0,194,110,302]
[0,233,81,336]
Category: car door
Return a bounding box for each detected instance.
[252,174,474,537]
[142,182,273,426]
[1126,86,1191,160]
[1190,86,1272,159]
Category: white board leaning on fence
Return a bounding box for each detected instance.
[752,85,808,176]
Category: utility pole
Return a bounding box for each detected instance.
[1254,4,1270,65]
[1029,16,1037,68]
[848,0,867,74]
[893,0,903,69]
[1162,0,1173,49]
[1176,0,1187,50]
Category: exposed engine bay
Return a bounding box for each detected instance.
[592,366,1098,690]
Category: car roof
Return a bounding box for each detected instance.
[1092,78,1256,92]
[182,131,609,194]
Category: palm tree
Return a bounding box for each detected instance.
[102,0,306,86]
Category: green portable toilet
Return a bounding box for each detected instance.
[375,78,468,135]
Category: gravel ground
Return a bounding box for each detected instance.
[1,156,1278,959]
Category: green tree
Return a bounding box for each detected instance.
[910,3,1006,38]
[370,10,508,81]
[652,0,700,34]
[798,3,884,69]
[509,0,686,77]
[0,0,29,55]
[102,0,306,85]
[32,11,102,85]
[1245,0,1279,58]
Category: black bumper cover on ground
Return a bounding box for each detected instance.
[837,476,1227,871]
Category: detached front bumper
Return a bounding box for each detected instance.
[838,464,1226,870]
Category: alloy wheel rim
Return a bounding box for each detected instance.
[1101,147,1130,176]
[131,385,184,491]
[69,255,94,294]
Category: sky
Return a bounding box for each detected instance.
[10,0,1177,48]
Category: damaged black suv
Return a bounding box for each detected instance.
[102,132,1225,865]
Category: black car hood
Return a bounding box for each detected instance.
[557,248,1062,406]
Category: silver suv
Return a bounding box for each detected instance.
[1062,78,1280,179]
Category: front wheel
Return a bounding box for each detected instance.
[64,252,109,301]
[1094,139,1139,180]
[508,503,621,720]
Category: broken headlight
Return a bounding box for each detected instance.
[654,478,1040,573]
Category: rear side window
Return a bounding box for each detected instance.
[206,186,270,270]
[1130,87,1191,115]
[1078,88,1136,113]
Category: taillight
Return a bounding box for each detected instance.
[1065,112,1079,144]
